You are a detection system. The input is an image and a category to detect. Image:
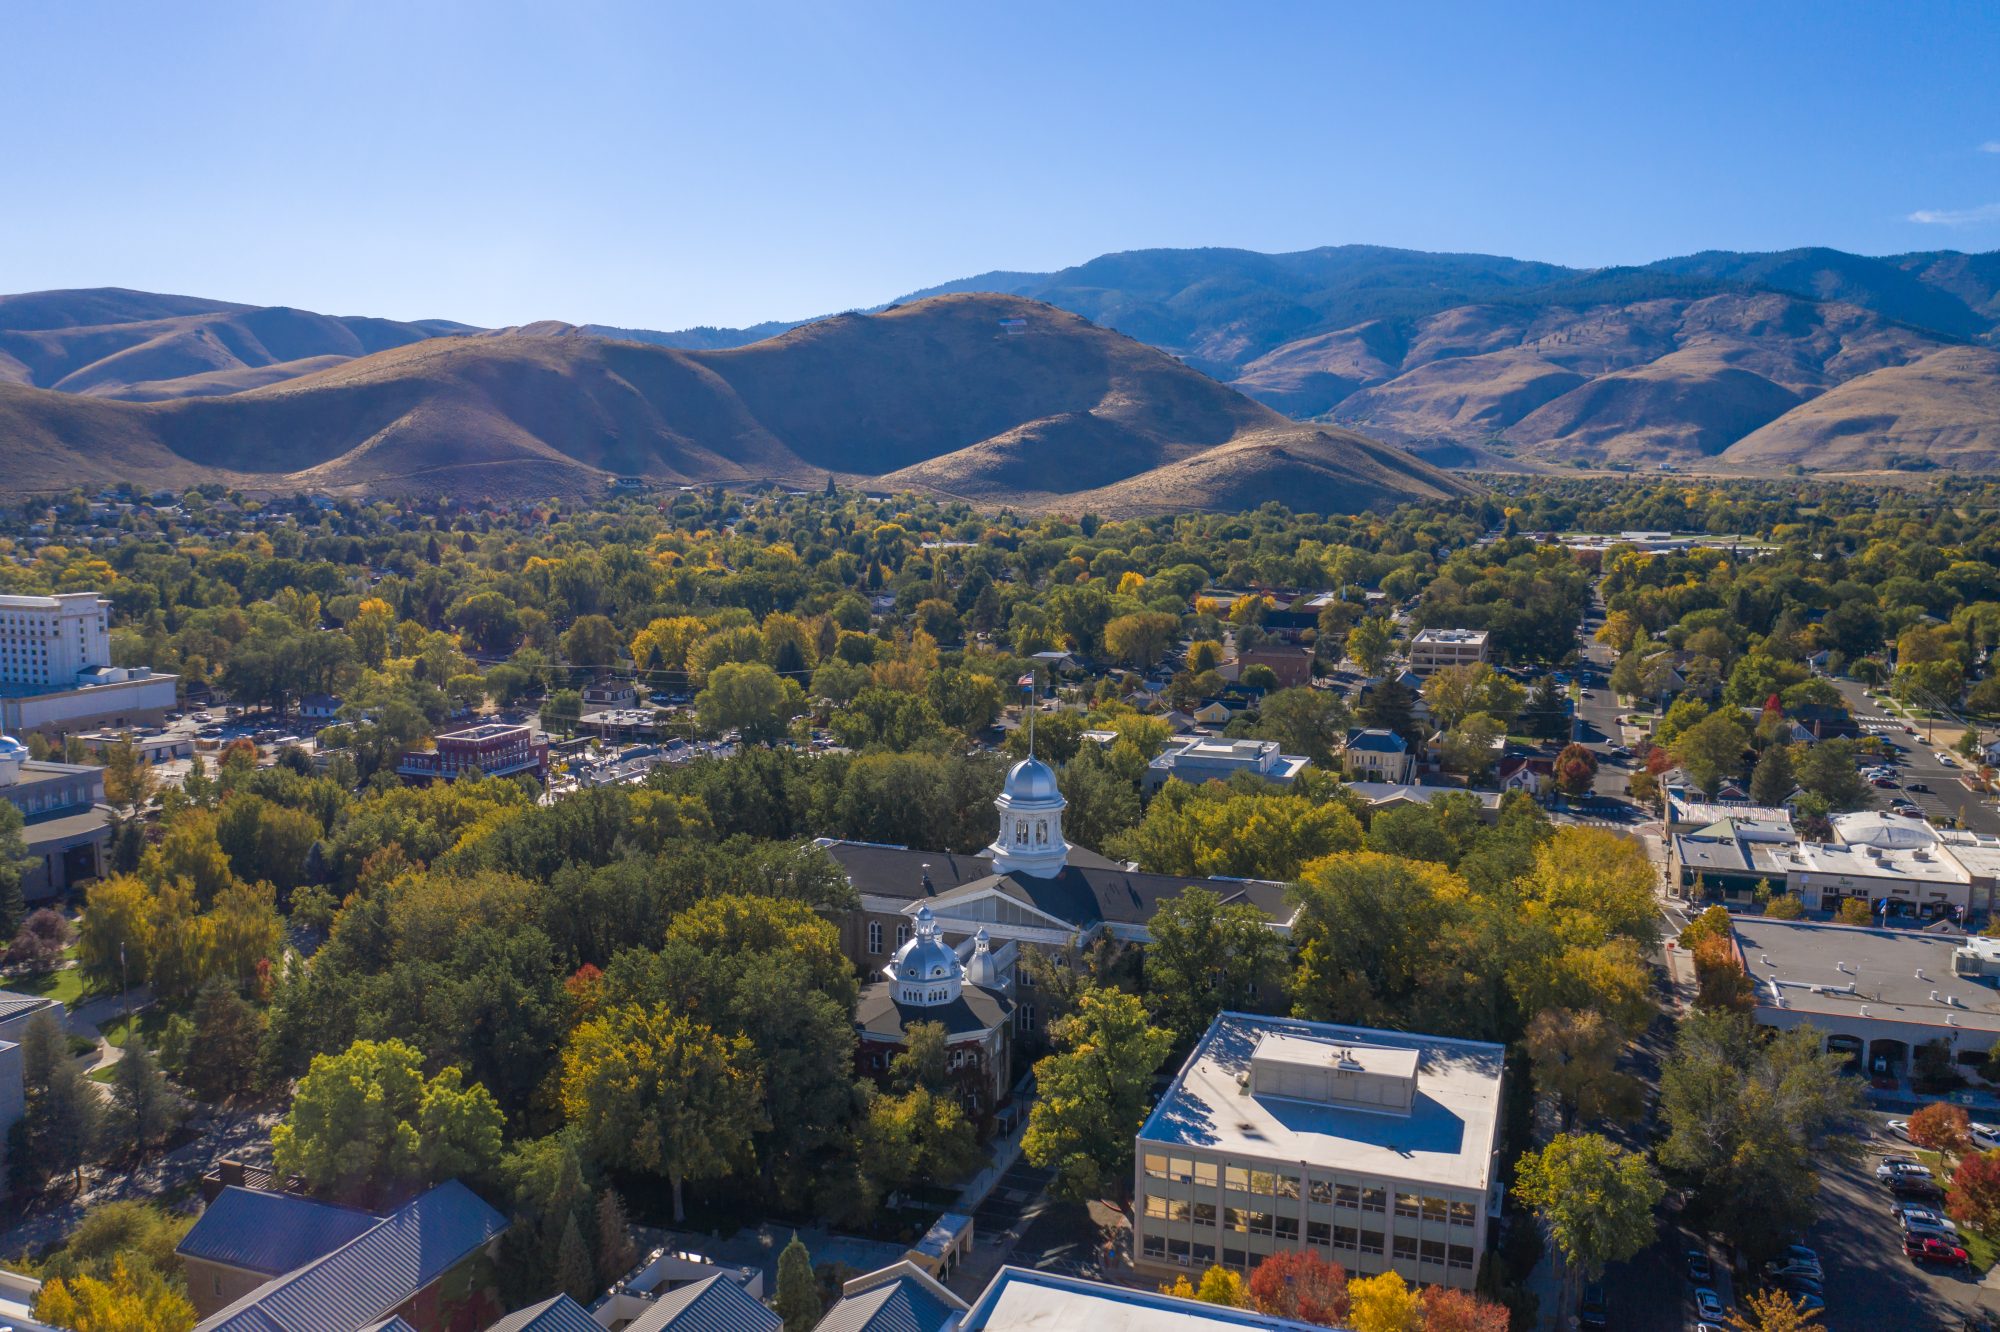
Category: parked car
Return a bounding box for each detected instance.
[1686,1248,1713,1283]
[1909,1234,1971,1266]
[1878,1160,1934,1181]
[1766,1257,1825,1282]
[1693,1289,1727,1322]
[1887,1119,1912,1141]
[1579,1284,1607,1329]
[1973,1121,2000,1150]
[1893,1177,1945,1201]
[1895,1202,1960,1234]
[1909,782,1934,794]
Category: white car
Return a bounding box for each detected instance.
[1877,1160,1934,1181]
[1693,1289,1727,1322]
[1973,1122,2000,1150]
[1938,752,1959,767]
[1887,1118,1911,1141]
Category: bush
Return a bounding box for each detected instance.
[5,908,74,971]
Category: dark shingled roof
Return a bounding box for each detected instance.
[177,1188,380,1278]
[856,980,1013,1041]
[923,866,1291,931]
[822,840,1125,903]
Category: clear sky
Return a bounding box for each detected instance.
[5,1,1998,330]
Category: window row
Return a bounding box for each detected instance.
[1141,1159,1473,1227]
[1142,1227,1474,1273]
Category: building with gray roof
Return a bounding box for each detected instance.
[809,1261,966,1332]
[179,1189,381,1316]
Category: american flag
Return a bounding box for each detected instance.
[1018,673,1034,688]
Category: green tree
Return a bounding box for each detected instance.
[554,1213,593,1301]
[1750,742,1797,807]
[1346,616,1394,675]
[775,1233,821,1332]
[1513,1133,1662,1323]
[1525,1008,1641,1131]
[1656,1010,1861,1265]
[559,1004,765,1221]
[1103,611,1180,669]
[595,1189,637,1283]
[1143,888,1284,1041]
[102,1042,181,1159]
[0,799,31,942]
[1793,738,1870,811]
[186,976,264,1103]
[695,661,805,745]
[541,688,584,736]
[1023,988,1171,1201]
[1250,687,1350,766]
[17,1009,102,1193]
[101,739,157,819]
[271,1038,505,1207]
[1672,709,1750,796]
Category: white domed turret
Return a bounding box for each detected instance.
[887,906,964,1006]
[965,927,1001,988]
[988,756,1069,877]
[0,734,27,787]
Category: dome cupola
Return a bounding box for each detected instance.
[886,905,964,1006]
[988,756,1069,877]
[0,734,27,787]
[964,927,1002,988]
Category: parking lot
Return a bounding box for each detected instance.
[1799,1117,2000,1331]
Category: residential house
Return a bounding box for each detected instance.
[185,1180,509,1332]
[1339,729,1412,784]
[1234,646,1313,690]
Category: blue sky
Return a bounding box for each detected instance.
[5,1,1997,329]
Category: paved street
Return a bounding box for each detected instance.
[1828,676,2000,839]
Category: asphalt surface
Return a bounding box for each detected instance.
[1828,676,2000,839]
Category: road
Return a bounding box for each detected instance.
[1828,676,2000,839]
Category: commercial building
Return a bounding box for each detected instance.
[1748,840,1973,922]
[397,723,549,783]
[1145,736,1310,791]
[1133,1012,1504,1290]
[1731,917,2000,1078]
[1234,646,1314,690]
[1408,629,1489,674]
[0,594,178,737]
[1669,816,1805,900]
[0,736,112,900]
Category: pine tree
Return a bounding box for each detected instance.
[189,977,263,1103]
[1750,743,1795,808]
[20,1011,101,1192]
[594,1190,637,1284]
[103,1041,181,1158]
[555,1213,594,1302]
[775,1232,820,1332]
[0,872,25,946]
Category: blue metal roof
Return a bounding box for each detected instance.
[196,1180,509,1332]
[178,1189,381,1277]
[813,1278,962,1332]
[625,1275,779,1332]
[481,1296,602,1332]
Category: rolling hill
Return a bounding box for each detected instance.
[0,294,1469,513]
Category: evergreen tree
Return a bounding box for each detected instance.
[775,1232,820,1332]
[103,1042,181,1158]
[0,800,32,939]
[188,977,263,1103]
[1750,743,1796,808]
[554,1214,594,1302]
[20,1010,102,1192]
[594,1190,637,1284]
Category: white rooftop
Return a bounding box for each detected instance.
[1139,1013,1505,1193]
[1732,916,2000,1035]
[961,1268,1333,1331]
[1750,840,1971,886]
[1412,628,1488,645]
[1832,811,1941,851]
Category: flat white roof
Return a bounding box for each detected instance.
[1751,841,1970,886]
[1255,1032,1420,1082]
[1139,1013,1505,1193]
[1411,628,1488,644]
[1733,916,2000,1035]
[962,1268,1332,1331]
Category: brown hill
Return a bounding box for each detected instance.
[0,294,1467,514]
[1717,346,2000,471]
[1237,292,1980,466]
[0,288,470,400]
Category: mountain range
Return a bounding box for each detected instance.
[2,242,1998,503]
[0,293,1467,512]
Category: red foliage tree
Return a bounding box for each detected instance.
[1909,1102,1972,1157]
[1553,743,1600,798]
[1421,1286,1511,1332]
[1948,1149,2000,1233]
[1246,1250,1349,1327]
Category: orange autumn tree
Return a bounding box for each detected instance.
[1420,1287,1511,1332]
[1908,1102,1971,1157]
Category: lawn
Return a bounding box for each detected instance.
[4,954,87,1006]
[100,1006,174,1051]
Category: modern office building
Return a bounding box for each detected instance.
[1133,1012,1505,1291]
[1408,629,1489,674]
[1145,736,1310,791]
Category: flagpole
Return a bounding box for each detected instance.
[1028,674,1036,759]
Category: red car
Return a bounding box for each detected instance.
[1907,1234,1970,1266]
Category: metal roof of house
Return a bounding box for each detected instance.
[177,1188,381,1278]
[481,1295,602,1332]
[195,1181,508,1332]
[622,1274,779,1332]
[813,1277,964,1332]
[1343,727,1408,753]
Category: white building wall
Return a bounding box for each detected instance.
[0,594,111,689]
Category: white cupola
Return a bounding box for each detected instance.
[988,756,1068,878]
[0,734,26,787]
[964,927,1002,988]
[886,906,964,1007]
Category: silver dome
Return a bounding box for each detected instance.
[1002,756,1061,803]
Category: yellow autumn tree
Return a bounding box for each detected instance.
[1346,1270,1422,1332]
[33,1259,195,1332]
